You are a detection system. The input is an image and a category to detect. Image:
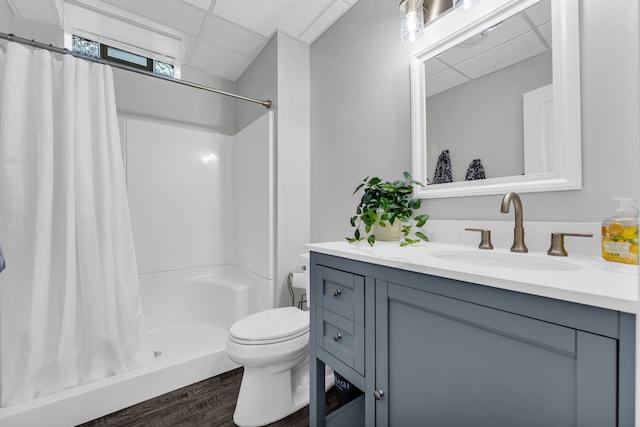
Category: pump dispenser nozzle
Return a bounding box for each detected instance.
[611,197,639,218]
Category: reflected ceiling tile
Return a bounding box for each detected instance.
[523,0,551,26]
[538,21,552,47]
[200,15,267,56]
[181,0,213,11]
[456,31,546,80]
[438,13,530,66]
[426,69,469,98]
[424,58,448,77]
[188,39,253,81]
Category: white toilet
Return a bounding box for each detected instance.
[225,256,332,427]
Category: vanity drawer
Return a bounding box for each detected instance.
[317,266,365,324]
[317,308,365,375]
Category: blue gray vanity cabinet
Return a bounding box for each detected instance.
[309,252,635,427]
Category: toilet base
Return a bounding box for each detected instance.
[233,362,334,427]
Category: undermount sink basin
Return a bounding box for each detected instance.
[431,250,582,272]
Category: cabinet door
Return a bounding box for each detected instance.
[374,282,617,427]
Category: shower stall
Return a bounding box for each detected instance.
[0,38,275,426]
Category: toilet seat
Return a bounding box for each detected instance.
[229,307,309,345]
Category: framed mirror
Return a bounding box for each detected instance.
[410,0,581,198]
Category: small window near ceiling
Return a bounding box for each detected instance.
[71,35,175,78]
[153,60,174,77]
[72,35,100,59]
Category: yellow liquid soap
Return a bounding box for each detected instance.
[601,198,638,265]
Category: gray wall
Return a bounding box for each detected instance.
[236,33,311,308]
[114,66,237,135]
[236,35,278,133]
[310,0,640,242]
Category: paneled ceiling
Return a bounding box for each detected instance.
[424,0,551,97]
[2,0,359,81]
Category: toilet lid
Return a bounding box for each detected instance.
[229,307,309,343]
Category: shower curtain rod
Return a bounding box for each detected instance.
[0,32,272,109]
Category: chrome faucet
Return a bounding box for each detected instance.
[500,192,528,253]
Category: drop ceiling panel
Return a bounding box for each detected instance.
[6,0,360,81]
[200,15,267,56]
[213,0,334,38]
[538,21,551,47]
[181,0,212,12]
[456,31,547,79]
[426,68,469,98]
[438,14,531,67]
[424,57,449,77]
[523,0,551,27]
[102,0,205,35]
[189,38,252,81]
[6,0,60,26]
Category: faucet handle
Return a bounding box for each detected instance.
[465,228,494,250]
[547,232,593,257]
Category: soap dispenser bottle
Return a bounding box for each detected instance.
[602,197,638,265]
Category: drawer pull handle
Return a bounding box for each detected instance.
[373,390,384,400]
[332,289,342,297]
[332,332,342,341]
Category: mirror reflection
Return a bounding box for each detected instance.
[424,0,551,184]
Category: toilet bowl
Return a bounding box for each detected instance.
[225,255,332,426]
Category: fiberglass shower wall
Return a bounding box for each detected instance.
[120,113,274,299]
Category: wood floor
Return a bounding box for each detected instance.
[79,368,337,427]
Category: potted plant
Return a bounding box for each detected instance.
[346,171,429,246]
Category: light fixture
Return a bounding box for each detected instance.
[399,0,425,44]
[400,0,454,44]
[453,0,481,11]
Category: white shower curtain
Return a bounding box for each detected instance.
[0,42,152,406]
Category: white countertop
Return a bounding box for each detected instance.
[306,241,640,314]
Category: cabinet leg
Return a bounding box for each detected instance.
[310,358,326,427]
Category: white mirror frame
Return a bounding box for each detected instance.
[411,0,581,199]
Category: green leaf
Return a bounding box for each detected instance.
[350,216,357,227]
[403,171,412,180]
[380,197,389,211]
[346,237,357,243]
[415,231,430,242]
[409,199,421,209]
[378,221,387,227]
[367,234,376,246]
[381,184,396,193]
[368,177,381,186]
[352,182,365,195]
[365,224,371,234]
[415,214,429,228]
[401,225,411,236]
[363,213,376,227]
[354,229,361,240]
[400,238,420,246]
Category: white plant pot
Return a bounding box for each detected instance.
[374,220,402,242]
